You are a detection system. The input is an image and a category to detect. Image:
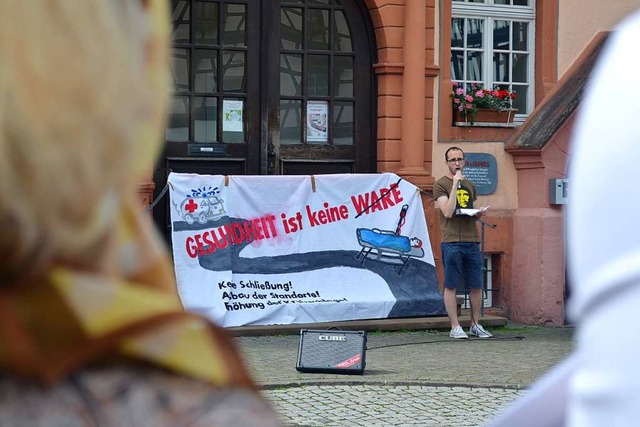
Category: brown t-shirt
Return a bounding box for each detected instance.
[433,176,480,243]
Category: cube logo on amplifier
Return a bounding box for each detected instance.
[296,329,367,375]
[319,334,346,341]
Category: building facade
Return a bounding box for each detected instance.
[146,0,640,326]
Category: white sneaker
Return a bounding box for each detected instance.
[469,324,492,338]
[450,325,468,339]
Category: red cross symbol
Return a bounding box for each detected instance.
[184,199,198,213]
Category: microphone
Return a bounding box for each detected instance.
[454,170,463,216]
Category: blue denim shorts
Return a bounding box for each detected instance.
[441,242,483,290]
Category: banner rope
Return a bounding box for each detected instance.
[147,176,434,216]
[145,182,170,214]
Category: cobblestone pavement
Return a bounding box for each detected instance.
[263,384,527,426]
[236,324,574,426]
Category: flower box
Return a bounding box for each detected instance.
[451,82,517,126]
[454,108,518,126]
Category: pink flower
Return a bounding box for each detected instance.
[465,104,473,109]
[453,98,460,104]
[464,95,473,102]
[475,90,484,98]
[452,82,459,87]
[456,88,465,95]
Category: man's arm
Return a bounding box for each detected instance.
[436,172,463,218]
[436,187,458,219]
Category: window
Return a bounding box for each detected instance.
[451,0,534,123]
[167,1,250,144]
[458,254,496,308]
[280,1,356,146]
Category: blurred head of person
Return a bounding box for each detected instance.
[0,1,171,283]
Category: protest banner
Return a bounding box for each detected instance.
[169,172,445,327]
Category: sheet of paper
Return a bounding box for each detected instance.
[456,206,488,216]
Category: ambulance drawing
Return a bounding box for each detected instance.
[177,192,226,225]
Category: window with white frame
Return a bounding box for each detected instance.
[451,0,535,122]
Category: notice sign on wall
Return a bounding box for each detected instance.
[168,172,445,328]
[463,153,498,195]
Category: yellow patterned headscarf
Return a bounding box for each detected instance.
[0,0,253,388]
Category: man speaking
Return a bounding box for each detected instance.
[433,147,491,339]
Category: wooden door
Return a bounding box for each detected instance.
[153,0,376,241]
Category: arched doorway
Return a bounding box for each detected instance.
[153,0,377,240]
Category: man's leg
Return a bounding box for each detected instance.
[441,243,467,338]
[465,244,492,337]
[469,287,482,326]
[468,287,492,337]
[442,243,461,328]
[465,243,484,326]
[445,286,467,338]
[444,286,460,328]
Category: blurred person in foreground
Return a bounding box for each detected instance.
[0,1,281,426]
[487,10,640,427]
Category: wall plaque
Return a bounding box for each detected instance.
[463,153,497,195]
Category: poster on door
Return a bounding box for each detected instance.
[168,172,445,327]
[306,100,328,143]
[222,99,243,132]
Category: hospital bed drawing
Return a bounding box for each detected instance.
[355,227,424,276]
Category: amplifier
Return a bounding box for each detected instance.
[296,329,367,375]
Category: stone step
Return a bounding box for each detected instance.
[226,314,508,337]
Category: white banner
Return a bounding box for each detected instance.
[169,172,445,327]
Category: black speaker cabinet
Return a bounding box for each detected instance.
[296,329,367,375]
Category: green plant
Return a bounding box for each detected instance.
[451,82,516,124]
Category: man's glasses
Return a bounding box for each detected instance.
[447,158,465,164]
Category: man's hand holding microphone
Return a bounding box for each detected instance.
[454,168,464,189]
